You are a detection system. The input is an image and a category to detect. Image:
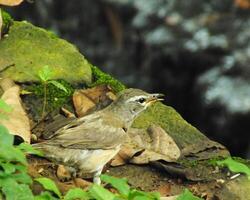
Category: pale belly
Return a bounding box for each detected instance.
[40,145,121,174]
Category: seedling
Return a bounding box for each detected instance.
[37,65,68,118]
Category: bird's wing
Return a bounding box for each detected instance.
[44,112,127,150]
[42,115,76,139]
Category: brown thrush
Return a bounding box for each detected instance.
[33,88,163,184]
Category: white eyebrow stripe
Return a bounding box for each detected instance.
[126,95,147,103]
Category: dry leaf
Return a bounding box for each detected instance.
[130,125,181,164]
[57,165,71,181]
[111,125,181,166]
[234,0,250,9]
[111,144,136,166]
[0,78,31,143]
[0,0,23,6]
[73,85,116,117]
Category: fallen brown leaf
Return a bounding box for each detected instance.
[57,165,71,181]
[0,0,23,6]
[111,125,181,166]
[73,85,116,117]
[0,78,31,143]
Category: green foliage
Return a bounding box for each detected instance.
[38,65,54,83]
[0,125,41,200]
[30,79,73,109]
[89,184,116,200]
[101,174,130,196]
[35,174,160,200]
[90,65,126,93]
[177,189,203,200]
[0,99,12,119]
[100,175,160,200]
[35,177,62,198]
[64,188,89,200]
[34,65,74,117]
[216,157,250,179]
[1,9,13,35]
[38,65,69,93]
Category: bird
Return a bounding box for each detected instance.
[33,88,164,184]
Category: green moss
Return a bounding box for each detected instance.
[0,21,92,84]
[90,65,126,92]
[179,159,199,168]
[28,79,74,112]
[207,156,228,166]
[1,10,13,35]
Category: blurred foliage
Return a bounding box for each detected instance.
[1,9,13,34]
[216,157,250,179]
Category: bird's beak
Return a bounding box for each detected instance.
[146,93,165,105]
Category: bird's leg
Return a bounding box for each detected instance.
[93,166,103,185]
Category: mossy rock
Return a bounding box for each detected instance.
[0,21,92,84]
[90,65,126,92]
[133,102,207,149]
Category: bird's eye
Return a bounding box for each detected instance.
[137,97,146,104]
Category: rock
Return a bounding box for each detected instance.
[0,21,92,84]
[132,102,229,181]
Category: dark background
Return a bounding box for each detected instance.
[6,0,250,158]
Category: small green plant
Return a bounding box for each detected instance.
[177,189,203,200]
[35,174,160,200]
[216,157,250,179]
[0,99,12,119]
[0,125,42,200]
[37,65,69,118]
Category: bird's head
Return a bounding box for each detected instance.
[111,88,164,119]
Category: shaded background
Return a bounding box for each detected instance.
[6,0,250,158]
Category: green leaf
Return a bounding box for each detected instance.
[0,99,12,113]
[216,157,250,179]
[0,125,13,146]
[2,178,34,200]
[34,192,58,200]
[0,146,27,165]
[0,162,16,174]
[12,172,33,184]
[17,142,44,156]
[129,190,160,200]
[133,196,152,200]
[177,189,203,200]
[64,188,89,200]
[89,184,116,200]
[48,80,68,93]
[38,65,53,82]
[101,174,130,197]
[35,177,62,198]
